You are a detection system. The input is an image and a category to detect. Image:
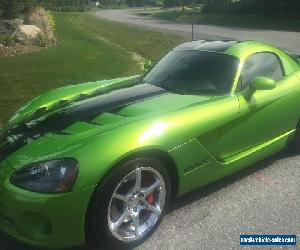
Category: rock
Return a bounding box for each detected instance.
[0,19,23,35]
[13,25,42,45]
[24,6,54,41]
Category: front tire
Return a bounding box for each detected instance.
[87,157,171,249]
[288,122,300,153]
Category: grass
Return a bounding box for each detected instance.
[146,8,300,32]
[0,12,184,125]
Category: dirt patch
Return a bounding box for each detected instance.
[0,43,41,56]
[96,35,146,70]
[131,52,145,70]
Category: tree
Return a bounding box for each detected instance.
[202,0,300,16]
[179,0,188,12]
[163,0,177,7]
[1,0,19,19]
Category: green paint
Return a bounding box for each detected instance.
[0,40,299,248]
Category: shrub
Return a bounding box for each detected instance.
[24,6,55,43]
[60,6,87,12]
[46,11,55,32]
[0,34,17,45]
[156,2,163,7]
[37,32,49,47]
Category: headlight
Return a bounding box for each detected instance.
[10,158,79,193]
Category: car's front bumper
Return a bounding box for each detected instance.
[0,160,95,248]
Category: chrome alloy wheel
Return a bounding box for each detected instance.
[107,167,166,242]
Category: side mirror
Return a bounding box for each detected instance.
[250,76,276,91]
[144,60,152,71]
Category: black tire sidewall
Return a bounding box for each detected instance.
[87,157,171,249]
[288,123,300,153]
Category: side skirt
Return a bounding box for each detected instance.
[176,129,295,196]
[222,129,295,165]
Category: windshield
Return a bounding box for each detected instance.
[143,50,239,95]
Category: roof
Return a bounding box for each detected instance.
[174,40,238,52]
[225,40,282,60]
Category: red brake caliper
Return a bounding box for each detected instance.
[146,192,155,205]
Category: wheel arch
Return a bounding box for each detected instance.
[84,148,180,242]
[97,148,180,200]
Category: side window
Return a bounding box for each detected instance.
[239,53,284,91]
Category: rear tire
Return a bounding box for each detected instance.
[86,157,171,249]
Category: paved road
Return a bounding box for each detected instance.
[136,151,300,250]
[1,10,299,250]
[95,10,300,54]
[1,151,299,250]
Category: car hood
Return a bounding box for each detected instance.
[0,76,214,169]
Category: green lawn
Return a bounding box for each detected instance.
[148,9,300,32]
[0,12,184,125]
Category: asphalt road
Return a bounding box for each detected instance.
[1,10,300,250]
[95,10,300,54]
[1,151,299,250]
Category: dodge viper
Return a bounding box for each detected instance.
[0,40,300,249]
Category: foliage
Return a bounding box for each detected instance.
[0,34,17,45]
[151,9,300,32]
[255,0,300,15]
[125,0,157,7]
[24,6,55,45]
[163,0,177,8]
[0,0,95,15]
[1,0,19,19]
[59,6,89,12]
[162,0,190,10]
[37,32,48,47]
[46,11,55,31]
[202,0,300,16]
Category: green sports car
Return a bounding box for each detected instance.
[0,40,300,249]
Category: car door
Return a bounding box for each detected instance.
[218,52,299,159]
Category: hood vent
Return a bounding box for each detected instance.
[63,112,129,135]
[92,112,128,125]
[63,122,99,135]
[0,83,166,161]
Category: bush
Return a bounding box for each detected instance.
[202,0,300,15]
[0,34,17,45]
[60,6,87,12]
[46,11,55,32]
[37,32,49,47]
[156,2,163,7]
[24,6,55,42]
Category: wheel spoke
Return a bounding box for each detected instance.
[112,193,128,202]
[141,179,161,195]
[133,168,142,191]
[143,202,161,215]
[111,211,128,231]
[132,213,140,238]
